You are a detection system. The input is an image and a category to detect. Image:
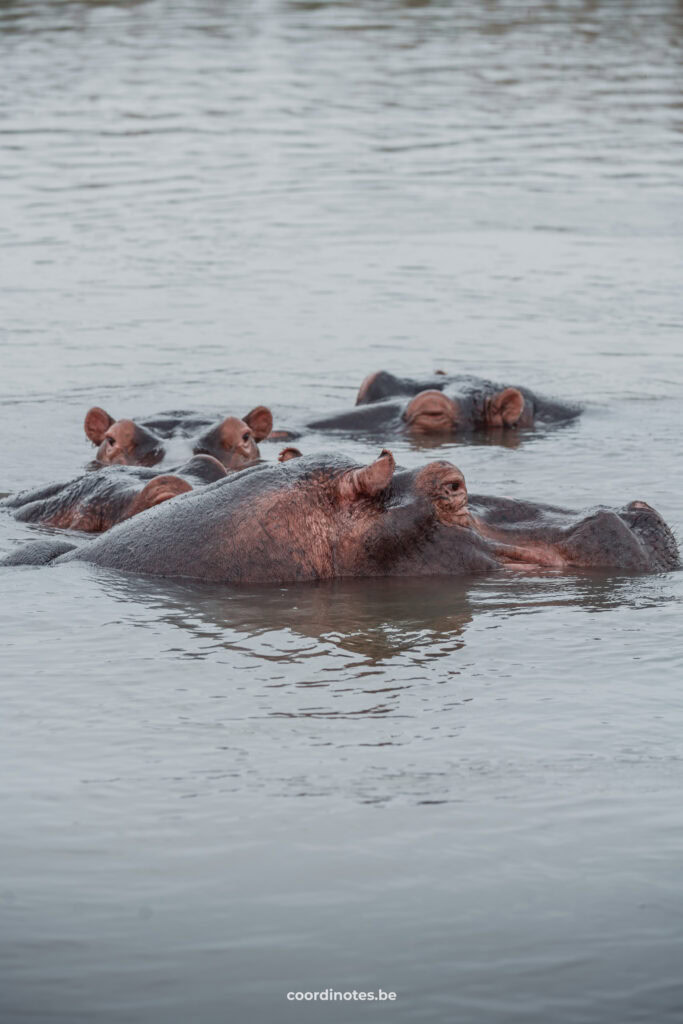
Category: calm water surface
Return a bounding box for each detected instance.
[1,0,683,1021]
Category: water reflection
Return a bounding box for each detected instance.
[101,572,473,664]
[405,426,527,451]
[303,417,583,456]
[100,565,671,666]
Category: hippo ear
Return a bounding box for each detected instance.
[132,475,192,514]
[84,406,116,444]
[488,388,525,428]
[278,447,302,462]
[243,406,273,441]
[338,449,395,501]
[356,371,381,405]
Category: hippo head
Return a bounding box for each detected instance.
[192,406,273,471]
[207,449,476,581]
[235,453,679,579]
[85,407,165,467]
[402,388,531,435]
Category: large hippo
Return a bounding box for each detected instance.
[307,370,581,437]
[84,404,292,469]
[2,452,677,579]
[2,455,226,533]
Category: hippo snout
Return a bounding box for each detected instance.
[561,504,679,572]
[620,502,680,572]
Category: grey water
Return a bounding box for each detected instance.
[1,0,683,1021]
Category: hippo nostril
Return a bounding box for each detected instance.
[628,500,653,512]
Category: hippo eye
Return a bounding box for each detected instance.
[448,481,460,491]
[242,432,251,443]
[105,436,116,446]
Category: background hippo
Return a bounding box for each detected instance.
[4,452,677,580]
[3,455,226,533]
[307,370,581,437]
[84,404,292,469]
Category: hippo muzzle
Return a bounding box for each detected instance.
[560,502,679,572]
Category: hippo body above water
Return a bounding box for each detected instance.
[307,370,581,437]
[4,453,677,581]
[84,403,294,469]
[3,455,226,533]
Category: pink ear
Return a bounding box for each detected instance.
[278,447,302,462]
[490,388,525,427]
[356,371,382,405]
[133,475,192,514]
[339,449,395,500]
[84,407,116,444]
[243,406,273,441]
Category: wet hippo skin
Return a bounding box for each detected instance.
[3,452,676,580]
[2,455,226,533]
[307,370,581,436]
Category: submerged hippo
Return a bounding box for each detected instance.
[3,455,226,533]
[3,452,677,579]
[84,404,291,469]
[307,370,581,437]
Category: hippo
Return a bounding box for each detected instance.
[2,452,677,580]
[84,404,291,469]
[2,455,226,533]
[306,370,581,437]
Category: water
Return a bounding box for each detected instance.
[1,0,683,1021]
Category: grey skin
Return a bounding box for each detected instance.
[2,455,226,533]
[2,452,677,581]
[307,370,581,436]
